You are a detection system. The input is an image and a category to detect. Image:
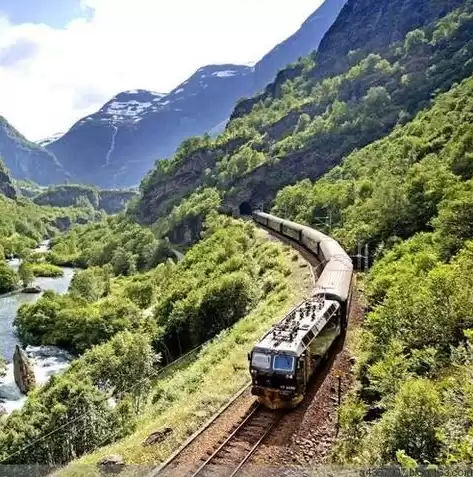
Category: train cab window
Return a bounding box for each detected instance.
[251,352,271,370]
[273,355,295,372]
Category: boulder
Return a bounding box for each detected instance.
[13,345,36,395]
[142,427,172,447]
[97,454,125,474]
[22,285,42,294]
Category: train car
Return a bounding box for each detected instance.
[280,218,304,242]
[315,261,353,329]
[253,210,284,234]
[249,294,343,409]
[253,211,269,227]
[266,215,284,234]
[249,210,354,409]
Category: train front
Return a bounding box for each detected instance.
[248,348,303,409]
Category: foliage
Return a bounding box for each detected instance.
[0,193,101,259]
[152,187,222,243]
[273,74,473,253]
[56,230,305,473]
[15,290,150,354]
[2,214,300,470]
[0,261,18,293]
[47,215,173,272]
[320,78,473,466]
[15,214,290,361]
[18,261,34,287]
[0,332,159,465]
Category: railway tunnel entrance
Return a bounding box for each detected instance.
[239,202,252,216]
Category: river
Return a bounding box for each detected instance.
[0,242,75,414]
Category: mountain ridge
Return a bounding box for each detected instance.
[134,0,473,227]
[45,0,347,188]
[0,117,68,185]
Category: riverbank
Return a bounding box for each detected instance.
[0,242,75,415]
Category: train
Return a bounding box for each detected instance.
[248,210,354,410]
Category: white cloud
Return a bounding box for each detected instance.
[0,0,323,140]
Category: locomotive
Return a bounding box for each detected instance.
[248,211,354,409]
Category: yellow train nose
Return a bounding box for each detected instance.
[257,389,304,410]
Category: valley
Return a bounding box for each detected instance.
[1,0,473,474]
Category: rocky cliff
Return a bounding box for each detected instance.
[33,184,100,208]
[13,345,36,395]
[98,190,138,214]
[0,159,17,199]
[32,184,137,214]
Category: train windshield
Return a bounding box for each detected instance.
[251,352,271,370]
[273,355,295,372]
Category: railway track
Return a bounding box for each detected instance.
[154,220,344,476]
[160,402,285,477]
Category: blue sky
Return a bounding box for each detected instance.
[0,0,323,140]
[0,0,92,28]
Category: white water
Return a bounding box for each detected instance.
[0,241,75,415]
[104,124,119,166]
[1,346,72,414]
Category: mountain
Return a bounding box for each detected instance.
[46,0,347,188]
[232,0,466,117]
[134,0,473,226]
[0,117,67,185]
[251,0,347,89]
[47,67,253,188]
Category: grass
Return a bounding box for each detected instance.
[30,262,64,278]
[56,230,313,476]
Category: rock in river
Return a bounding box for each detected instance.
[22,285,42,294]
[13,345,36,395]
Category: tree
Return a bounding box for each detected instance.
[0,262,18,293]
[404,29,427,54]
[379,379,444,462]
[18,261,34,288]
[70,267,108,302]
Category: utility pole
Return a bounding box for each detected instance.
[335,370,343,437]
[352,243,369,272]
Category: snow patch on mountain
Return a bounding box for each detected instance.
[212,70,238,77]
[37,132,65,147]
[106,100,153,117]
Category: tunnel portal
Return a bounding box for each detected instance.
[239,202,252,216]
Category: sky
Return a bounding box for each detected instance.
[0,0,323,141]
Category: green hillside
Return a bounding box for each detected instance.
[134,0,473,229]
[289,76,473,466]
